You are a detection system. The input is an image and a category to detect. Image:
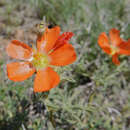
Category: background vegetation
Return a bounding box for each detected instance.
[0,0,130,129]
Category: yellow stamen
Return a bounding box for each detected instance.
[110,45,119,55]
[32,52,49,70]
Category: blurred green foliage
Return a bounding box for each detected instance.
[0,0,130,129]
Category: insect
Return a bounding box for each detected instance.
[36,21,49,34]
[35,17,56,34]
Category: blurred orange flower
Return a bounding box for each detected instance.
[6,26,76,92]
[98,28,130,65]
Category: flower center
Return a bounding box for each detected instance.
[32,52,49,70]
[110,45,119,55]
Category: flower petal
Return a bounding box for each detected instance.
[112,53,120,65]
[6,40,33,60]
[109,28,123,46]
[118,40,130,55]
[7,62,35,81]
[49,43,76,66]
[37,26,60,53]
[98,32,111,54]
[53,32,74,49]
[34,67,60,92]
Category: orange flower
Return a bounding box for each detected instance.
[6,26,76,92]
[98,28,130,65]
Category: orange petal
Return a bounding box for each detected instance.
[34,67,60,92]
[37,26,60,53]
[118,40,130,55]
[53,32,74,49]
[49,43,76,66]
[98,32,111,54]
[6,40,33,60]
[109,28,123,46]
[7,62,35,81]
[112,53,120,65]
